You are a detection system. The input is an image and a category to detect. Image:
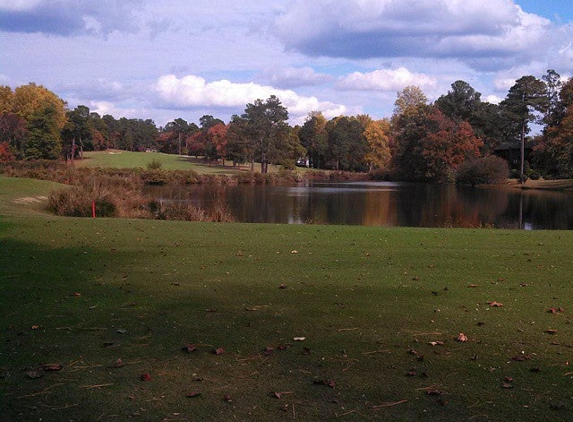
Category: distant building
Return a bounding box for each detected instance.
[493,140,536,168]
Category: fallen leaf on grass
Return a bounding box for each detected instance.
[512,354,532,362]
[456,333,468,343]
[487,301,504,307]
[293,337,305,342]
[109,359,125,368]
[263,346,274,355]
[214,348,225,355]
[426,390,442,396]
[545,329,558,335]
[223,395,232,402]
[408,348,424,361]
[186,391,201,398]
[182,344,197,353]
[140,372,151,382]
[549,307,565,314]
[313,379,335,389]
[278,284,287,289]
[406,368,418,377]
[429,341,445,346]
[41,364,63,372]
[468,284,479,288]
[26,371,43,379]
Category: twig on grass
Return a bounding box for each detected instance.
[410,331,442,336]
[17,383,63,399]
[336,409,357,417]
[372,400,408,409]
[81,383,114,389]
[416,384,442,391]
[337,327,359,332]
[363,349,390,355]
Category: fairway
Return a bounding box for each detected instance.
[2,178,573,421]
[77,151,299,175]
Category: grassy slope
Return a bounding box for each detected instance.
[77,151,297,175]
[2,178,573,421]
[0,176,67,217]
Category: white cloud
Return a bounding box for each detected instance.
[337,67,437,92]
[486,95,503,104]
[88,101,141,119]
[155,74,347,122]
[275,0,558,72]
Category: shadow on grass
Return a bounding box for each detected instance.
[0,235,227,422]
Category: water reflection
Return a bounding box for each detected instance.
[144,181,573,230]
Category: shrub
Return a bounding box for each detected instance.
[140,169,171,185]
[456,156,509,186]
[147,159,163,170]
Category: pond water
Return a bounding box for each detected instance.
[145,181,573,230]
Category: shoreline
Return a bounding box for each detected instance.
[506,178,573,192]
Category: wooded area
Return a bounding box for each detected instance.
[1,70,573,183]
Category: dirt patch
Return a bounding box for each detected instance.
[13,196,48,204]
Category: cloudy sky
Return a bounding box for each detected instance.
[1,0,572,126]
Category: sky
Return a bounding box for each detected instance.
[1,0,572,127]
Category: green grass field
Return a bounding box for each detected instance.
[2,177,573,421]
[78,150,298,175]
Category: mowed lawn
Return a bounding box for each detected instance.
[2,177,573,421]
[77,150,297,175]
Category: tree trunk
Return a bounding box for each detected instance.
[520,119,525,185]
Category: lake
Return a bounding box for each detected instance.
[145,181,573,230]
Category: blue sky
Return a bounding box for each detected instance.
[1,0,572,126]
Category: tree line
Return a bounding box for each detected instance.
[1,70,573,182]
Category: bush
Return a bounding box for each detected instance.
[140,169,171,185]
[456,156,509,186]
[147,159,163,170]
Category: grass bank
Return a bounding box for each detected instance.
[2,178,573,421]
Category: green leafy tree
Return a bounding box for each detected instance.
[226,114,255,168]
[25,104,63,159]
[534,77,573,177]
[325,116,368,171]
[61,105,95,160]
[199,115,224,131]
[299,111,328,168]
[501,76,548,183]
[239,95,290,174]
[542,69,564,128]
[435,80,482,123]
